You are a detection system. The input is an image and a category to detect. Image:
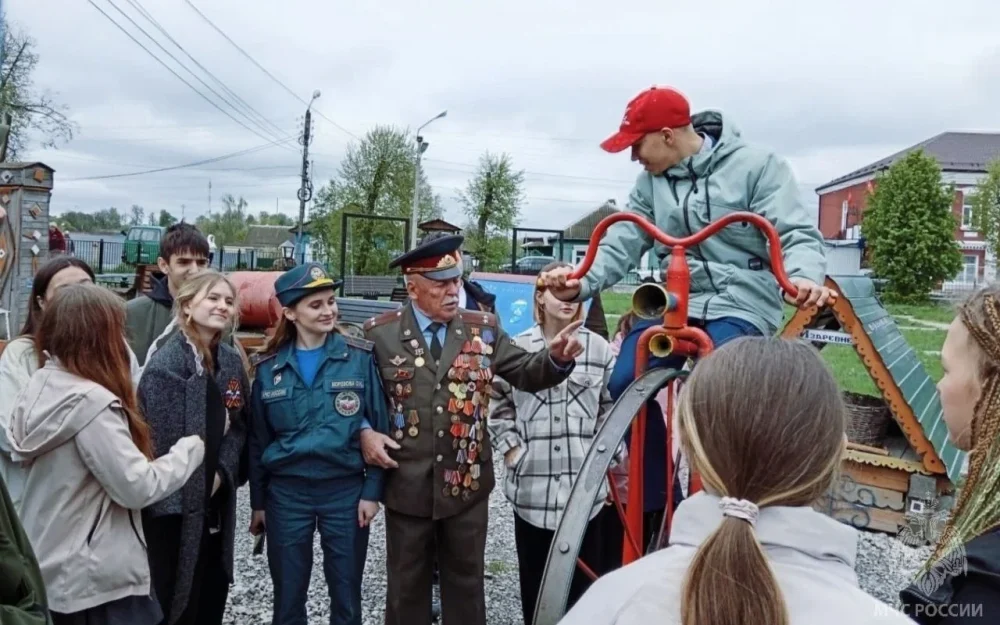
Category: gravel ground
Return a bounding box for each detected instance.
[225,457,932,624]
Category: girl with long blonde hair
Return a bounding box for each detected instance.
[560,337,914,625]
[138,270,249,625]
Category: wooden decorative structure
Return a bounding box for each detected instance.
[0,163,54,339]
[782,275,962,540]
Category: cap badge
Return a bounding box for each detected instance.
[310,266,325,280]
[436,253,457,268]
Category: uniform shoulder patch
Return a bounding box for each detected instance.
[459,309,497,327]
[250,352,277,368]
[364,309,399,331]
[342,335,375,352]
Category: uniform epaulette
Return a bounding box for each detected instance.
[250,352,277,368]
[363,309,400,331]
[459,310,497,327]
[342,335,375,352]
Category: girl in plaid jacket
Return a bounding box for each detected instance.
[488,262,618,625]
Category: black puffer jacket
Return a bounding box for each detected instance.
[899,528,1000,623]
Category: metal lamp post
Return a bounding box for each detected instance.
[409,110,447,250]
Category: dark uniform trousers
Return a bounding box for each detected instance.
[365,305,573,625]
[384,498,489,625]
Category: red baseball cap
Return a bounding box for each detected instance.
[600,86,692,153]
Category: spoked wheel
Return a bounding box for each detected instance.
[532,367,690,625]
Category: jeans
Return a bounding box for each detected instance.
[608,316,762,512]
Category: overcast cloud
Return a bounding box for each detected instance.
[7,0,1000,232]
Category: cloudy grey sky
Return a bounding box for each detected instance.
[8,0,1000,232]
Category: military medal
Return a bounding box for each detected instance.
[415,357,425,367]
[390,355,407,366]
[407,411,420,437]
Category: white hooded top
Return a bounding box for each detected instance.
[559,491,916,625]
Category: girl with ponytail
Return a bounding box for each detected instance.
[559,337,914,625]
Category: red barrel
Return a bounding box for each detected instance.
[228,271,283,329]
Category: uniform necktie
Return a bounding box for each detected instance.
[427,322,444,361]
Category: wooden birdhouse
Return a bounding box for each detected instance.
[782,276,963,540]
[0,162,55,339]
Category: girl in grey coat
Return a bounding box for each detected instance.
[138,271,249,625]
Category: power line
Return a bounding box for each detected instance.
[101,0,287,144]
[122,0,289,141]
[86,0,289,147]
[64,135,297,181]
[183,0,360,141]
[422,158,634,186]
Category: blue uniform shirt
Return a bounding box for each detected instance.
[248,332,390,510]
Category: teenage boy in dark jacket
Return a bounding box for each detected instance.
[125,223,211,366]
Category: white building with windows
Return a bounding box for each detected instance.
[815,132,1000,289]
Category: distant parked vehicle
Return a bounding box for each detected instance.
[499,255,556,275]
[121,225,164,265]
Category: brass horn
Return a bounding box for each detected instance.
[631,283,673,320]
[648,333,676,358]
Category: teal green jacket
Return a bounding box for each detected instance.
[577,110,826,336]
[248,332,391,509]
[0,476,50,625]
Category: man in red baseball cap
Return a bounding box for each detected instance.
[537,85,835,537]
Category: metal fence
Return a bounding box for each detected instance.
[67,239,305,274]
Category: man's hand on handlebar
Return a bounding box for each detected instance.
[786,278,837,309]
[537,266,582,302]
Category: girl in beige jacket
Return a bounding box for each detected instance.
[7,283,204,625]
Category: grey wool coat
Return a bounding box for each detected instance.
[137,330,249,624]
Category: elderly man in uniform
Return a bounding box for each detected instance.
[360,234,584,625]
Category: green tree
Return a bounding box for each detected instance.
[195,194,250,247]
[55,207,125,233]
[128,204,145,227]
[158,209,178,228]
[254,211,293,226]
[860,150,963,302]
[311,125,440,275]
[457,152,525,269]
[971,159,1000,268]
[0,20,75,160]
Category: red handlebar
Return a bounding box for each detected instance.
[568,211,800,299]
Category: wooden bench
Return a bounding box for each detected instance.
[390,287,409,303]
[337,297,401,331]
[341,276,400,300]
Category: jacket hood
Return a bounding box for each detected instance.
[665,109,745,179]
[6,362,119,462]
[463,279,497,309]
[671,491,858,576]
[147,272,174,308]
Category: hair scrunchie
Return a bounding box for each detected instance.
[719,496,760,526]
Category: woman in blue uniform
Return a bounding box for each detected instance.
[248,263,390,625]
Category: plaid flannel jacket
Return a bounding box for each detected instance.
[488,324,615,530]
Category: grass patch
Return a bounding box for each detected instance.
[486,560,512,576]
[885,303,956,325]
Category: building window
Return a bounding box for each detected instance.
[841,200,849,234]
[958,254,979,283]
[573,248,587,264]
[962,193,975,230]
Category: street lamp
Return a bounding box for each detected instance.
[409,110,447,249]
